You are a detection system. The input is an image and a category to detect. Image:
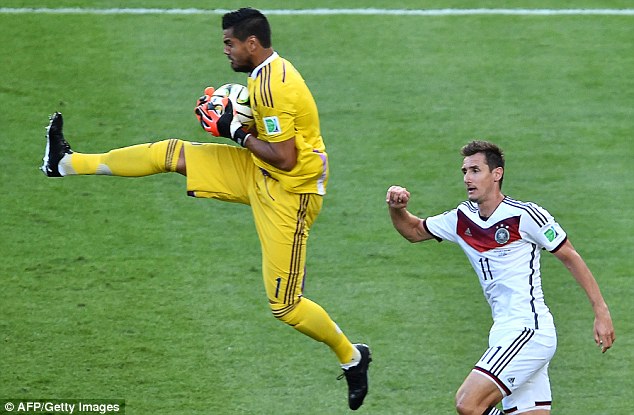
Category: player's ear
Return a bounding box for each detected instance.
[493,167,504,183]
[246,35,259,52]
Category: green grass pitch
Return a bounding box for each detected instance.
[1,1,632,413]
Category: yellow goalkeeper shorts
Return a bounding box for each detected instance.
[183,142,322,305]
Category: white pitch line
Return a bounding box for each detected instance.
[0,8,633,16]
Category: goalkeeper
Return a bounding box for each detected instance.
[40,7,371,411]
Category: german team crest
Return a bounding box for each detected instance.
[495,227,510,245]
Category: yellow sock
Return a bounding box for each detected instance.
[271,298,355,364]
[62,139,182,176]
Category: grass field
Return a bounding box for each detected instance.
[1,1,633,414]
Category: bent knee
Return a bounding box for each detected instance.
[150,138,184,173]
[269,302,300,325]
[455,390,494,415]
[455,400,477,415]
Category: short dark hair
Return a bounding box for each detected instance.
[222,8,272,48]
[461,140,505,189]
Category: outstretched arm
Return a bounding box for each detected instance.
[553,240,615,353]
[386,185,434,243]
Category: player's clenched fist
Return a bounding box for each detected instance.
[386,185,411,208]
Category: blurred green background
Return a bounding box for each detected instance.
[1,2,632,414]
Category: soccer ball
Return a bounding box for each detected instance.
[210,83,254,129]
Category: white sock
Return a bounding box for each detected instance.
[58,153,75,176]
[340,346,362,370]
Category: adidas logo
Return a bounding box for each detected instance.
[465,228,472,236]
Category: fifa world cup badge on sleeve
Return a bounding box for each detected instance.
[263,116,281,135]
[544,226,558,242]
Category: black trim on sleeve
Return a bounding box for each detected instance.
[422,219,442,242]
[549,236,568,253]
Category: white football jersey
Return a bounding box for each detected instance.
[424,197,567,332]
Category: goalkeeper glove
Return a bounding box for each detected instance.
[196,86,216,106]
[195,99,250,147]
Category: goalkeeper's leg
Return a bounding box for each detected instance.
[270,298,358,365]
[270,297,372,410]
[254,183,371,410]
[255,189,359,366]
[41,112,183,177]
[61,139,183,176]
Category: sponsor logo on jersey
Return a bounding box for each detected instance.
[263,116,281,135]
[507,377,516,387]
[544,226,558,242]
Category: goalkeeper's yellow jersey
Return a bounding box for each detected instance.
[247,52,328,195]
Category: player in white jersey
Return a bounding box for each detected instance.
[385,141,615,415]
